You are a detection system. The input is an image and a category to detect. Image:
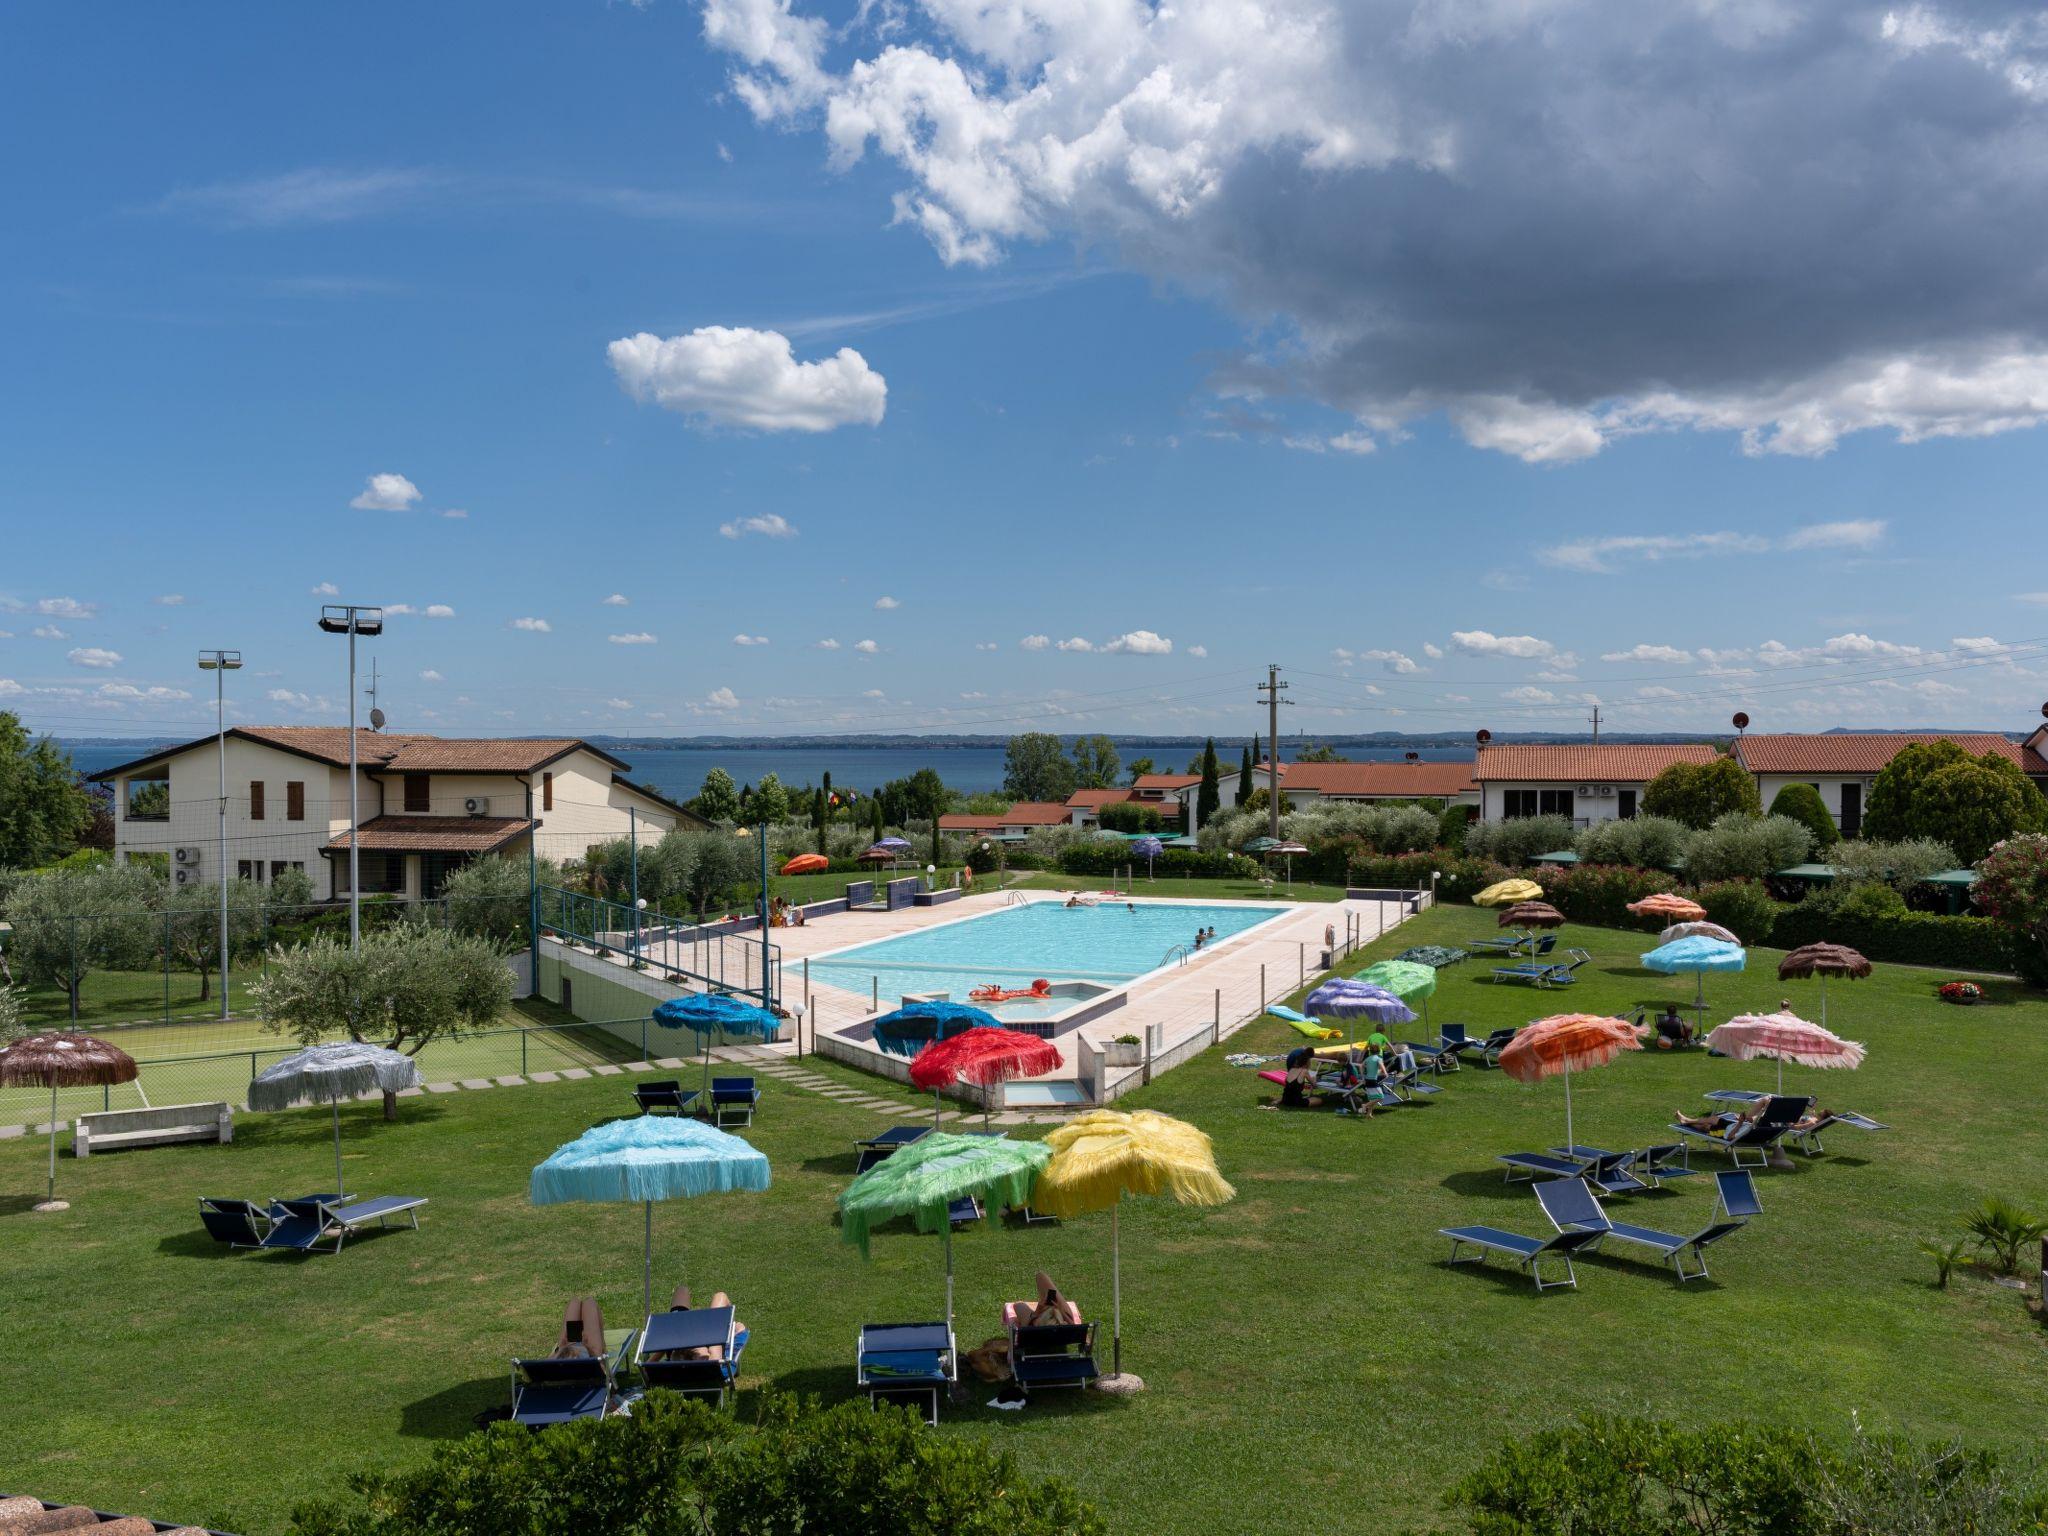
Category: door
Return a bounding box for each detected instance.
[1617,789,1637,820]
[1840,782,1861,837]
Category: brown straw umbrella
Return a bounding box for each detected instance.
[1776,943,1873,1031]
[1497,900,1565,955]
[0,1032,139,1212]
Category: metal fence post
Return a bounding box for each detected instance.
[1298,941,1304,987]
[163,910,173,1023]
[68,917,78,1021]
[872,976,880,1012]
[521,1031,529,1076]
[1214,988,1220,1032]
[1260,964,1266,1011]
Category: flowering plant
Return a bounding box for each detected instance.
[1938,981,1982,1004]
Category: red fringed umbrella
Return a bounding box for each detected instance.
[910,1027,1065,1129]
[0,1032,139,1213]
[1497,1014,1642,1151]
[1776,942,1873,1029]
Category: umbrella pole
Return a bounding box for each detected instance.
[45,1081,58,1210]
[1777,1056,1785,1096]
[1111,1200,1123,1379]
[643,1199,653,1321]
[944,1218,954,1336]
[1563,1057,1574,1152]
[332,1097,344,1198]
[932,1088,942,1129]
[701,1033,712,1111]
[1819,974,1828,1031]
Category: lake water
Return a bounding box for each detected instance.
[59,740,1474,799]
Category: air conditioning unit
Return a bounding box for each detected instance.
[463,796,491,816]
[174,846,202,867]
[1597,784,1616,798]
[1575,784,1594,797]
[173,866,199,887]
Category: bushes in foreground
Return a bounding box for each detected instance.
[290,1394,1105,1536]
[1444,1414,2047,1536]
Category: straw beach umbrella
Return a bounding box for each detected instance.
[1033,1109,1234,1387]
[1705,1011,1866,1095]
[531,1116,769,1319]
[1497,1014,1641,1152]
[910,1027,1063,1128]
[838,1131,1050,1331]
[1627,893,1707,923]
[0,1032,137,1213]
[1659,920,1740,945]
[654,992,782,1105]
[1475,878,1544,907]
[1777,943,1872,1030]
[249,1041,423,1200]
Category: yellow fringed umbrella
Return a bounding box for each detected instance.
[1474,878,1544,907]
[1032,1109,1235,1386]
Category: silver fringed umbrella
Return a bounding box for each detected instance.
[250,1042,422,1197]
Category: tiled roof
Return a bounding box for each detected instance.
[1254,760,1478,797]
[1132,773,1200,790]
[1474,744,1720,782]
[996,801,1078,826]
[1735,732,2046,776]
[939,814,1007,831]
[88,726,623,780]
[1065,788,1138,808]
[321,815,531,853]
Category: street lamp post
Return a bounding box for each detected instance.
[317,605,384,951]
[196,650,242,1020]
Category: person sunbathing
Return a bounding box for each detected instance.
[647,1285,747,1362]
[551,1297,604,1359]
[1673,1103,1764,1135]
[1005,1271,1082,1333]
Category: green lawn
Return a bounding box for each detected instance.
[16,964,273,1032]
[3,904,2045,1535]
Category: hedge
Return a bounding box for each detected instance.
[1767,903,2015,974]
[1530,863,1675,928]
[1056,844,1258,880]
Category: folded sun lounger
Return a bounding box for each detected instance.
[198,1196,271,1248]
[1534,1178,1745,1283]
[255,1194,428,1255]
[1439,1224,1604,1290]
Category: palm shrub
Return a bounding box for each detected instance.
[1465,814,1574,866]
[1917,1236,1970,1289]
[1962,1196,2048,1275]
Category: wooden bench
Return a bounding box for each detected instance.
[74,1101,233,1157]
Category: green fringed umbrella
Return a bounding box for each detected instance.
[838,1131,1051,1331]
[1356,958,1439,1028]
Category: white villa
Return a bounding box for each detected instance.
[1252,759,1480,809]
[1733,729,2048,837]
[91,726,700,902]
[1472,743,1719,826]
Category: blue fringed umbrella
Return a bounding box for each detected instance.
[655,992,782,1104]
[871,1000,998,1058]
[1304,980,1415,1025]
[531,1116,770,1318]
[1134,835,1163,880]
[1641,935,1746,1018]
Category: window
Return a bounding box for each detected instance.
[404,773,430,813]
[271,860,291,884]
[1502,789,1536,819]
[287,781,305,821]
[125,776,170,821]
[543,771,554,812]
[1539,788,1573,817]
[249,781,265,820]
[1502,788,1573,818]
[1617,788,1637,820]
[237,859,256,880]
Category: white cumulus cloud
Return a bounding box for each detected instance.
[425,604,455,619]
[350,472,422,512]
[873,595,900,610]
[1100,630,1173,656]
[608,631,657,645]
[311,581,340,596]
[509,617,553,633]
[1451,630,1562,661]
[733,633,770,646]
[418,669,444,682]
[32,625,67,640]
[1601,644,1695,664]
[155,594,186,606]
[1019,635,1050,651]
[606,697,635,710]
[1187,644,1209,658]
[719,513,798,539]
[853,638,880,653]
[607,326,886,432]
[813,638,841,650]
[704,686,739,710]
[68,647,121,669]
[602,593,630,606]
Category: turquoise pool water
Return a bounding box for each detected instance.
[807,899,1287,1017]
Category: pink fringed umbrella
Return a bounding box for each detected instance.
[910,1027,1065,1129]
[1705,1011,1866,1094]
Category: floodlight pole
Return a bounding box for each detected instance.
[319,606,384,951]
[198,650,242,1020]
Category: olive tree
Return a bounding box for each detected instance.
[0,982,25,1042]
[256,926,512,1117]
[161,876,270,1001]
[440,856,532,947]
[3,861,164,1016]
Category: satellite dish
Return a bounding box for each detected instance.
[1731,712,1749,731]
[1475,728,1493,746]
[2040,701,2048,720]
[1404,751,1419,763]
[369,707,387,731]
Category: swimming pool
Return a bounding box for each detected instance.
[806,899,1288,1019]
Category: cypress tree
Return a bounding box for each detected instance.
[1237,743,1254,807]
[1197,738,1222,827]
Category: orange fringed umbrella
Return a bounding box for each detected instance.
[780,853,829,875]
[1627,892,1706,923]
[1497,1014,1642,1151]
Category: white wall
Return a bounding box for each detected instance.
[1479,782,1638,825]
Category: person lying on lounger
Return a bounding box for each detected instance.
[1673,1103,1764,1135]
[1004,1271,1082,1333]
[551,1297,605,1359]
[646,1285,746,1362]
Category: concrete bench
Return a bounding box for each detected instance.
[74,1101,233,1157]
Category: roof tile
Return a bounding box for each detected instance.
[1474,744,1719,782]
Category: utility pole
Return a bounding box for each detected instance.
[1587,705,1602,744]
[1256,664,1291,841]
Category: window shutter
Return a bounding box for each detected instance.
[287,781,305,821]
[250,781,265,820]
[543,772,554,811]
[405,774,430,813]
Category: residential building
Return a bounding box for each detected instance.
[1063,787,1138,825]
[1251,759,1479,808]
[1130,773,1200,833]
[1733,730,2048,837]
[90,726,701,903]
[938,802,1079,840]
[1473,743,1720,826]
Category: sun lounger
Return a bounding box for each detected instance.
[1784,1110,1888,1156]
[1714,1169,1762,1221]
[254,1194,427,1255]
[857,1322,956,1424]
[1467,1028,1518,1067]
[1008,1321,1099,1392]
[634,1080,699,1116]
[512,1306,636,1424]
[1497,1151,1589,1183]
[1491,961,1570,987]
[710,1076,760,1128]
[197,1196,271,1248]
[1533,1178,1745,1282]
[1633,1144,1701,1188]
[1269,1005,1340,1040]
[1439,1224,1604,1291]
[637,1304,746,1406]
[1669,1094,1812,1169]
[1402,1040,1458,1075]
[854,1124,930,1174]
[948,1196,985,1226]
[1557,1151,1649,1197]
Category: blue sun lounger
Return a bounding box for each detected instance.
[1714,1169,1762,1220]
[1633,1143,1702,1188]
[1008,1321,1099,1393]
[1439,1224,1603,1290]
[858,1322,956,1424]
[1534,1178,1745,1282]
[198,1197,272,1248]
[1785,1110,1888,1155]
[634,1080,700,1116]
[854,1124,930,1174]
[637,1304,747,1406]
[710,1076,760,1128]
[1497,1151,1588,1183]
[1670,1094,1812,1169]
[250,1194,427,1254]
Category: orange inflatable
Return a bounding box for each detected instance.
[969,978,1054,1004]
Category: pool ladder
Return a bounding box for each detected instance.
[1161,943,1194,967]
[1004,890,1031,907]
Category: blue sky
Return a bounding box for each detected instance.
[5,0,2048,742]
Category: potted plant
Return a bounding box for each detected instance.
[1938,980,1983,1005]
[1104,1033,1144,1067]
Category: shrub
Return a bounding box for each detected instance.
[1694,879,1785,945]
[1438,803,1471,853]
[1532,863,1674,927]
[1056,843,1255,880]
[1971,833,2048,987]
[1963,1195,2048,1275]
[1918,1236,1969,1288]
[1867,739,2048,863]
[1682,813,1812,884]
[1828,837,1959,894]
[1097,802,1164,833]
[440,856,532,948]
[1343,849,1510,901]
[1464,814,1574,867]
[1833,881,1909,922]
[1767,904,2015,973]
[1768,782,1840,850]
[288,1394,1104,1536]
[1572,815,1689,869]
[1641,756,1760,828]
